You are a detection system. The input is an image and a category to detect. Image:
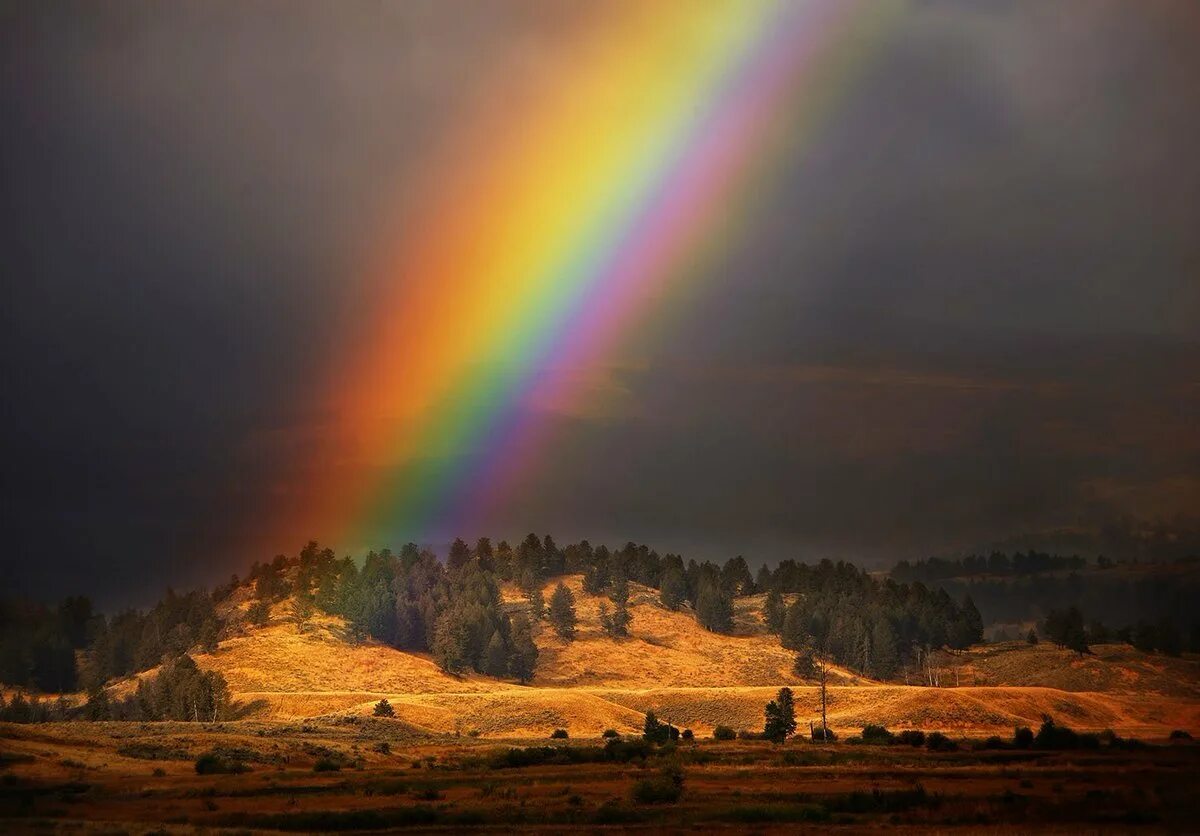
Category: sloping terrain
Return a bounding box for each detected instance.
[952,640,1200,697]
[141,574,1200,738]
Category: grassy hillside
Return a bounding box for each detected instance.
[122,573,1200,738]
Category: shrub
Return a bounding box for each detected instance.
[602,728,620,739]
[631,765,684,804]
[643,711,673,745]
[895,730,925,747]
[681,729,694,742]
[247,600,271,626]
[1033,716,1098,750]
[1013,726,1034,749]
[373,741,390,754]
[861,724,893,744]
[810,726,837,742]
[550,728,569,739]
[604,738,653,762]
[313,758,342,772]
[194,752,247,775]
[1102,732,1147,750]
[1169,729,1193,741]
[925,732,957,752]
[373,699,395,718]
[980,735,1008,750]
[737,729,764,741]
[713,725,736,741]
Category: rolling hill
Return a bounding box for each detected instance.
[136,574,1200,739]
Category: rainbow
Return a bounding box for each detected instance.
[270,0,896,553]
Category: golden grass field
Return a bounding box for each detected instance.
[159,575,1200,740]
[3,715,1199,832]
[4,574,1199,832]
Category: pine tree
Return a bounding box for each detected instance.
[582,562,607,596]
[659,567,687,611]
[763,588,785,634]
[643,710,670,744]
[474,538,494,573]
[373,698,395,717]
[763,687,796,743]
[447,538,472,574]
[695,583,733,633]
[607,577,631,637]
[528,585,544,621]
[781,599,809,650]
[507,615,538,683]
[483,630,509,678]
[432,609,470,673]
[871,620,899,679]
[549,583,577,640]
[953,594,983,648]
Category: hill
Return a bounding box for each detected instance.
[136,574,1200,738]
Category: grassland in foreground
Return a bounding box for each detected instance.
[2,719,1198,833]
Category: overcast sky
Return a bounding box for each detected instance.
[2,1,1198,606]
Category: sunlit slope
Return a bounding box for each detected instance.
[227,685,1200,738]
[173,575,1199,737]
[955,641,1200,697]
[514,577,848,688]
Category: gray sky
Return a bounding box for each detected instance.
[2,1,1198,606]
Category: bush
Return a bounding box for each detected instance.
[604,738,653,762]
[631,766,684,804]
[550,728,569,739]
[810,726,837,742]
[681,729,694,742]
[373,699,395,718]
[602,729,620,739]
[1013,726,1034,749]
[861,724,893,744]
[713,725,736,741]
[313,758,342,772]
[247,600,271,626]
[925,732,957,752]
[1033,716,1099,750]
[194,752,247,775]
[737,729,764,741]
[1169,729,1193,741]
[895,730,925,747]
[980,735,1008,750]
[1101,730,1147,750]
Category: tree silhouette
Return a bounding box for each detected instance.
[549,583,577,640]
[507,615,538,683]
[763,686,796,743]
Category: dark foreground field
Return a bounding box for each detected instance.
[2,720,1198,833]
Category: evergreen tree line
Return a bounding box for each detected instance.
[277,541,540,682]
[891,551,1089,582]
[761,560,983,679]
[911,570,1199,646]
[80,588,222,691]
[1041,605,1190,657]
[330,538,990,682]
[0,596,93,692]
[0,654,232,723]
[27,535,1192,700]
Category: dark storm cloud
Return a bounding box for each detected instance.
[2,1,1198,604]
